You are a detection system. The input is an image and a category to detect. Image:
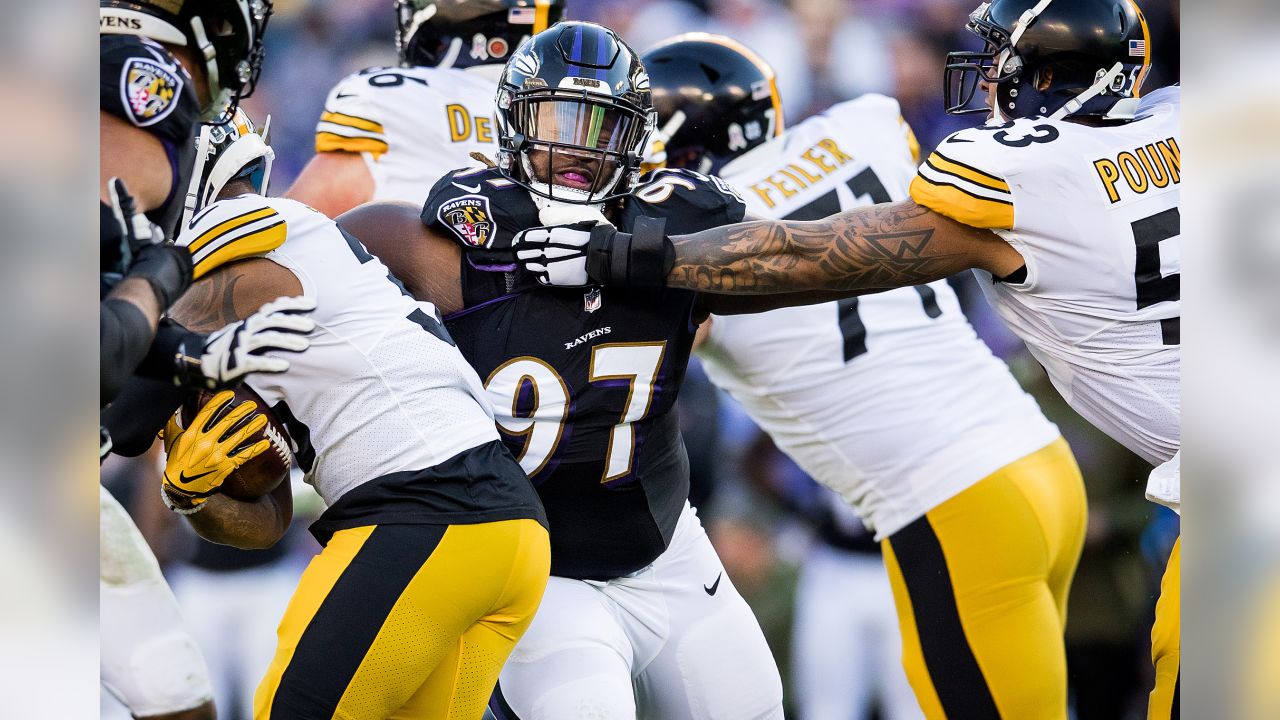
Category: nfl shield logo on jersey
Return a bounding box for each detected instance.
[121,57,183,127]
[438,196,495,247]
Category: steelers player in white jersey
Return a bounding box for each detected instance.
[161,110,550,720]
[644,33,1084,719]
[513,1,1181,717]
[285,0,563,216]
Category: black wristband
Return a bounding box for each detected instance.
[627,216,672,287]
[585,223,624,286]
[134,319,206,386]
[127,244,193,309]
[582,218,673,288]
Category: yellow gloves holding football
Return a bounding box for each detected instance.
[161,390,270,514]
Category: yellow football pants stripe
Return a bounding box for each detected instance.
[255,524,376,720]
[884,437,1086,719]
[1148,536,1180,720]
[255,520,549,720]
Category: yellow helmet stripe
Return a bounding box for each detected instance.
[655,32,785,137]
[1128,0,1152,97]
[533,0,552,34]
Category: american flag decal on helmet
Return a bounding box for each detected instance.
[1129,39,1147,57]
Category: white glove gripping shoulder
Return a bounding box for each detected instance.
[514,217,673,288]
[515,222,598,288]
[194,295,317,390]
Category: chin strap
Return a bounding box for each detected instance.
[536,197,609,227]
[1051,62,1125,120]
[1008,0,1054,47]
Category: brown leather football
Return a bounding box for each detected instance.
[179,385,292,500]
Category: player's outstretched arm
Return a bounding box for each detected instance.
[515,200,1025,311]
[338,201,465,316]
[667,201,1010,294]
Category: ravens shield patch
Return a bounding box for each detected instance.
[121,57,184,127]
[438,195,495,247]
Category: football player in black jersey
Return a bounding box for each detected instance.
[339,21,787,719]
[98,4,310,720]
[99,0,307,458]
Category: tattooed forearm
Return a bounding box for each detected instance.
[168,257,303,332]
[169,269,244,331]
[186,489,290,549]
[668,201,985,294]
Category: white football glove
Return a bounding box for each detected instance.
[190,295,317,390]
[514,222,597,288]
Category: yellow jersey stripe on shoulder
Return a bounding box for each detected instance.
[316,132,389,156]
[319,111,385,134]
[926,152,1010,193]
[186,207,278,254]
[910,175,1014,230]
[191,220,288,280]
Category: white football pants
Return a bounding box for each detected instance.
[792,542,924,720]
[100,486,214,717]
[493,502,784,720]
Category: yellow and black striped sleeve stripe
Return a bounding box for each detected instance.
[910,150,1015,230]
[184,206,287,279]
[315,110,389,156]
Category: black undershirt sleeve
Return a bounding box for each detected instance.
[100,298,156,407]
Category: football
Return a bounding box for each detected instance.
[179,385,292,500]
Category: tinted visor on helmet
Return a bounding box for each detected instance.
[510,91,648,203]
[943,5,1020,115]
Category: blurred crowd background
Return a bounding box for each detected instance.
[101,0,1182,718]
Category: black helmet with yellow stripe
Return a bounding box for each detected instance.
[944,0,1153,121]
[641,33,784,175]
[396,0,564,70]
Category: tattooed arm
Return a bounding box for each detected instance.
[672,200,1024,309]
[515,199,1025,314]
[165,257,303,549]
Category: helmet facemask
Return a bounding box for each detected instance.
[944,0,1150,122]
[943,2,1025,116]
[499,87,653,205]
[181,109,274,228]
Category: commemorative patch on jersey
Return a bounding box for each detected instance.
[120,56,184,127]
[438,195,496,247]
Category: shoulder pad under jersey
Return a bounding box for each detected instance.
[422,167,539,256]
[621,168,747,234]
[100,34,199,145]
[175,195,288,279]
[824,94,921,165]
[909,121,1038,231]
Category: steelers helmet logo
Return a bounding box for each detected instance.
[121,57,184,127]
[438,195,496,248]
